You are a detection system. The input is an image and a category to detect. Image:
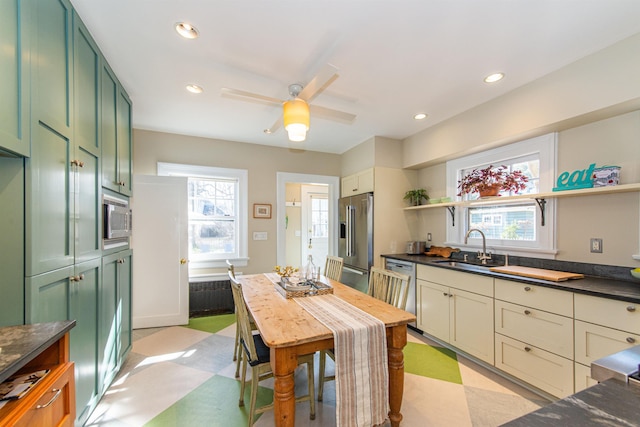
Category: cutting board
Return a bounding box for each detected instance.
[488,265,584,282]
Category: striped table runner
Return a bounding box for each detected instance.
[295,294,389,427]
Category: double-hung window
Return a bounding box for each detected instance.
[158,162,248,268]
[445,133,557,257]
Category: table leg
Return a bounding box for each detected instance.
[271,346,297,426]
[387,324,408,427]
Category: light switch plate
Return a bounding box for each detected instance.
[253,231,268,241]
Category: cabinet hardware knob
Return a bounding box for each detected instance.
[524,286,531,292]
[627,306,636,312]
[69,276,76,282]
[524,310,531,315]
[78,161,84,168]
[117,258,125,264]
[524,346,532,352]
[36,388,62,409]
[70,159,78,166]
[627,337,636,344]
[443,292,448,297]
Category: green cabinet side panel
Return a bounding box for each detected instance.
[25,123,74,275]
[0,0,31,157]
[98,252,119,394]
[71,259,100,425]
[118,249,133,359]
[0,157,25,326]
[32,0,72,136]
[101,64,118,192]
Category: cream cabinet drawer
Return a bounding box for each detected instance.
[417,265,493,297]
[495,300,573,359]
[574,362,598,393]
[495,279,573,316]
[495,334,574,398]
[574,293,640,334]
[574,320,640,366]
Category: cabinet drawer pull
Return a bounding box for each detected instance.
[524,286,531,292]
[627,306,636,312]
[36,388,62,409]
[524,346,532,352]
[443,292,448,297]
[524,310,531,315]
[627,337,636,344]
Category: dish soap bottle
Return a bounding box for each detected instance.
[305,255,316,283]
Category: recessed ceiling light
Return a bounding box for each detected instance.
[186,84,203,94]
[413,113,428,120]
[175,22,199,39]
[484,73,504,83]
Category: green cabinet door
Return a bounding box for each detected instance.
[25,266,72,324]
[71,259,100,426]
[116,89,133,196]
[101,63,118,192]
[118,249,133,360]
[0,0,31,157]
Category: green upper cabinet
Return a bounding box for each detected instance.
[102,63,132,196]
[0,0,31,157]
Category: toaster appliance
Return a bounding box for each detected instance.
[406,241,426,254]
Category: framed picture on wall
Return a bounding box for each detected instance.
[253,203,272,219]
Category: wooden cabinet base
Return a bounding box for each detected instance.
[0,363,75,427]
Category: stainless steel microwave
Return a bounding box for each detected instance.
[103,194,132,246]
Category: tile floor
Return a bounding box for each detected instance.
[86,315,548,426]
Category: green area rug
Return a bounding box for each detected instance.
[403,341,463,384]
[145,375,273,427]
[187,313,236,334]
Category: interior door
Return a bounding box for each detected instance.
[132,175,189,328]
[301,185,328,270]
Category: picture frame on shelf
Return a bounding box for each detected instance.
[253,203,272,219]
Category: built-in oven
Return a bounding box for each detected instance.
[103,193,131,249]
[385,258,421,333]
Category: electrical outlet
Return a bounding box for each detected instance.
[590,238,603,253]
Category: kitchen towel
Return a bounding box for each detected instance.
[295,294,389,427]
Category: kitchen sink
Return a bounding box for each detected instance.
[431,260,493,271]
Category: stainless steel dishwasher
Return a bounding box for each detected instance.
[385,258,420,332]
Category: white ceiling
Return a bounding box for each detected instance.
[70,0,640,154]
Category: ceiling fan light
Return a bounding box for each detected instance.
[283,98,310,142]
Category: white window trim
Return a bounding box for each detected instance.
[445,133,558,258]
[157,162,249,268]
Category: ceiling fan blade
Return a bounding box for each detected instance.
[298,64,339,103]
[221,87,283,107]
[310,104,356,124]
[265,116,283,134]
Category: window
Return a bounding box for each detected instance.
[311,196,328,238]
[446,134,557,257]
[158,162,248,268]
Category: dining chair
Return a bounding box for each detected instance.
[228,260,257,379]
[229,273,316,425]
[323,255,344,282]
[318,266,411,401]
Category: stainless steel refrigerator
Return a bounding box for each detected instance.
[338,192,373,293]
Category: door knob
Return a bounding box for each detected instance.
[180,258,187,265]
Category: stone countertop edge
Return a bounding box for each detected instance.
[382,253,640,304]
[500,378,640,426]
[0,320,76,383]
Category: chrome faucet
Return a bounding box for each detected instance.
[464,228,492,264]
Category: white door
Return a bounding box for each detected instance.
[301,185,329,270]
[132,175,189,328]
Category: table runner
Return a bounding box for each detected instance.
[295,294,389,427]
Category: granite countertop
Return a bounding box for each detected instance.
[382,253,640,304]
[501,378,640,426]
[0,320,76,383]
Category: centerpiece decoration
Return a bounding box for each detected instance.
[403,188,429,206]
[457,165,528,198]
[273,265,298,278]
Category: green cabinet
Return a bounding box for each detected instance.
[102,64,133,196]
[99,249,132,394]
[25,259,101,425]
[0,0,31,157]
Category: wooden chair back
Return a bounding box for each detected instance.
[324,256,344,281]
[226,259,236,279]
[367,266,411,310]
[229,272,259,364]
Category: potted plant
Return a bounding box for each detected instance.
[457,165,528,197]
[403,188,429,206]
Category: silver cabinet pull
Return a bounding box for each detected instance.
[524,346,532,352]
[627,337,636,344]
[524,310,531,315]
[524,286,531,292]
[627,306,636,312]
[36,388,62,409]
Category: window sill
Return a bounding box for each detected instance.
[189,257,249,270]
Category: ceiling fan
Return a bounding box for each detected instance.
[221,64,356,142]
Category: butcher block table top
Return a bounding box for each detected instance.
[489,265,584,281]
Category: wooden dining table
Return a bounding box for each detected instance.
[237,273,416,427]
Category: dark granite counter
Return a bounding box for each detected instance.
[0,320,76,383]
[501,379,640,426]
[382,253,640,304]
